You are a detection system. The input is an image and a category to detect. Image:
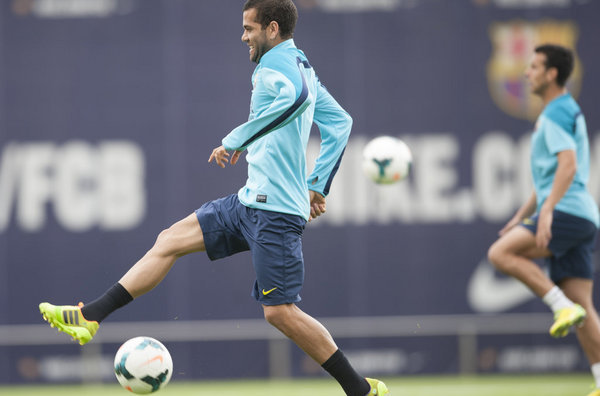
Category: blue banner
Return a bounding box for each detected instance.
[1,0,599,383]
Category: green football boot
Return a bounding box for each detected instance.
[366,378,389,395]
[549,304,586,338]
[39,302,99,345]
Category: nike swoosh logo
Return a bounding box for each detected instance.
[262,287,277,296]
[467,259,535,313]
[142,355,164,366]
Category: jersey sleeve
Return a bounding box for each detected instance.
[543,117,576,155]
[307,83,352,196]
[222,67,311,151]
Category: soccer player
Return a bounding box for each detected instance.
[39,1,388,395]
[488,44,600,396]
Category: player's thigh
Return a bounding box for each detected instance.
[157,213,205,256]
[491,225,551,259]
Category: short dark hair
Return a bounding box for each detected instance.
[534,44,574,87]
[243,0,297,39]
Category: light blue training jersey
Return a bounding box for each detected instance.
[222,39,352,220]
[530,93,599,226]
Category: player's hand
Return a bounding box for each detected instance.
[536,206,553,248]
[208,146,242,168]
[208,146,230,168]
[308,190,326,222]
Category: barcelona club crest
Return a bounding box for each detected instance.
[487,20,582,121]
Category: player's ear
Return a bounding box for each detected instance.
[547,67,558,83]
[268,20,279,40]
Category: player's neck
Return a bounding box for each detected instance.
[541,85,567,106]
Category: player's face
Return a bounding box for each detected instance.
[241,8,269,63]
[525,53,551,96]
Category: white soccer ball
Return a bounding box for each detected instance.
[362,136,412,184]
[114,336,173,394]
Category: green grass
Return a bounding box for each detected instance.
[0,374,593,396]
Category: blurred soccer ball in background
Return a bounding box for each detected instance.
[362,136,412,184]
[114,336,173,394]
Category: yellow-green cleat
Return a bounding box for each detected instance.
[366,378,389,395]
[549,304,586,338]
[587,389,600,396]
[39,302,99,345]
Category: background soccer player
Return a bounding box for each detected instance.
[488,44,600,396]
[39,1,388,395]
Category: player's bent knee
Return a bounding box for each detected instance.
[154,228,173,247]
[155,228,170,242]
[487,243,500,266]
[152,227,185,257]
[487,243,509,272]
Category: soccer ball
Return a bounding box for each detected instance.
[114,336,173,394]
[362,136,412,184]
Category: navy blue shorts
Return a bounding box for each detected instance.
[195,194,306,305]
[521,210,598,284]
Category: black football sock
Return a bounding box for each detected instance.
[321,349,371,396]
[80,282,133,323]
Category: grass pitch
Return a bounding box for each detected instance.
[1,374,592,395]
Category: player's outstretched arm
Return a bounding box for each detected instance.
[308,83,352,197]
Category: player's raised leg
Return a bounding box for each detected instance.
[487,225,585,337]
[39,213,206,344]
[487,225,554,297]
[119,213,206,298]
